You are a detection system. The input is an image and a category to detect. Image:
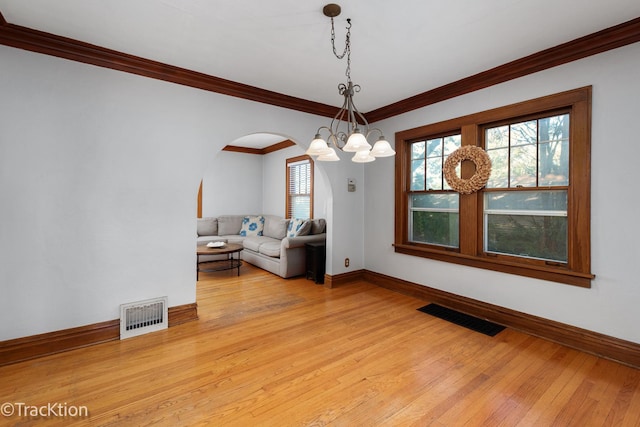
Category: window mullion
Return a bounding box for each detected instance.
[536,118,540,187]
[459,124,479,255]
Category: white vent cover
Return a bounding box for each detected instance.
[120,296,168,339]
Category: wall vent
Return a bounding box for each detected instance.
[120,296,168,339]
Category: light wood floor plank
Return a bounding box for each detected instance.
[1,264,639,426]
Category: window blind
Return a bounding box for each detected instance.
[287,159,311,219]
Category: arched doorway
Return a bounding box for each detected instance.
[196,132,332,282]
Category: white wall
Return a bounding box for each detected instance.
[0,45,365,340]
[365,42,640,344]
[201,151,263,218]
[317,154,367,275]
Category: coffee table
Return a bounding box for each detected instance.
[197,243,243,279]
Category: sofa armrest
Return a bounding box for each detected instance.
[282,233,326,249]
[278,233,326,278]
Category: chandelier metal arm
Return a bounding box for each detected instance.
[348,85,368,131]
[364,127,385,140]
[325,81,370,152]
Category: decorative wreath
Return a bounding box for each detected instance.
[443,146,492,194]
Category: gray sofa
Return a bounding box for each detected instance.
[197,214,326,278]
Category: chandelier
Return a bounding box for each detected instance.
[306,4,395,163]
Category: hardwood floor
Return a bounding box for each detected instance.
[1,264,640,426]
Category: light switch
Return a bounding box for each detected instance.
[348,178,356,192]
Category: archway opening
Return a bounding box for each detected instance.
[195,132,332,283]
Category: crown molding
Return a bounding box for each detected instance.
[222,145,264,155]
[223,139,296,155]
[262,139,297,154]
[0,9,639,123]
[366,16,640,122]
[0,19,340,119]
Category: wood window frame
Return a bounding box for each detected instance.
[286,155,314,219]
[197,180,203,218]
[394,87,594,287]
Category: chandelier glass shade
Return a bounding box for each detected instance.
[306,4,395,163]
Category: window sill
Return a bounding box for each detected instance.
[393,243,594,288]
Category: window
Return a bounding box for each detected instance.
[483,113,569,262]
[409,134,461,247]
[286,155,313,219]
[395,87,593,287]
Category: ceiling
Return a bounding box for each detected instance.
[230,133,288,149]
[1,1,640,130]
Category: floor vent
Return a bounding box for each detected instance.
[417,303,506,337]
[120,297,168,339]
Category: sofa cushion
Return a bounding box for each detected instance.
[287,218,311,237]
[263,216,289,239]
[221,235,245,245]
[310,218,326,235]
[243,236,268,252]
[197,236,228,245]
[217,215,244,235]
[197,217,218,236]
[259,241,282,258]
[243,236,282,258]
[240,215,265,237]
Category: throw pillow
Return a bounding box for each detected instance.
[310,218,326,235]
[287,218,311,237]
[240,215,265,237]
[218,215,244,235]
[197,217,218,236]
[263,216,289,240]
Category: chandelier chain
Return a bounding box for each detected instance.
[330,17,352,82]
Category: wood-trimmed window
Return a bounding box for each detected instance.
[286,155,314,219]
[394,87,594,287]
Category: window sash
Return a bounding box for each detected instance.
[409,134,461,191]
[289,194,311,219]
[485,112,570,189]
[483,212,568,262]
[483,188,568,262]
[409,192,460,248]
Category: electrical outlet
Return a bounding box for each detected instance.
[345,258,350,267]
